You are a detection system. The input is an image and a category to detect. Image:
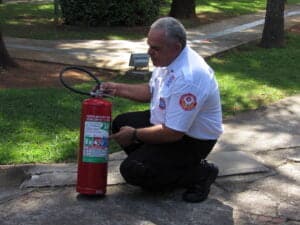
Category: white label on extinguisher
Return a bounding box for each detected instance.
[82,118,110,163]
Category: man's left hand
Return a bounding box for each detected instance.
[110,126,135,147]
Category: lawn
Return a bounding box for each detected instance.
[211,34,300,115]
[0,0,299,40]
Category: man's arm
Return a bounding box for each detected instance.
[101,82,151,102]
[111,124,185,147]
[136,124,184,143]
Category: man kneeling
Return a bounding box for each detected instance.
[100,17,223,203]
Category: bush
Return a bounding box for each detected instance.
[59,0,109,26]
[106,0,160,26]
[59,0,160,27]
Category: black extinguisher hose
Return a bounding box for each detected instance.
[59,66,101,96]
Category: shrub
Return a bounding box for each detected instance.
[59,0,160,27]
[59,0,109,26]
[106,0,160,26]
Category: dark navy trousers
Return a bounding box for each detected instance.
[112,110,216,191]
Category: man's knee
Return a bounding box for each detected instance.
[112,114,127,133]
[120,159,156,187]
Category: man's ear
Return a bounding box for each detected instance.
[175,42,182,52]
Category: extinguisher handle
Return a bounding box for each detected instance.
[59,66,101,96]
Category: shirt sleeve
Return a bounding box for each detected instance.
[164,77,210,132]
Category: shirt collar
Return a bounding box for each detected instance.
[166,46,189,73]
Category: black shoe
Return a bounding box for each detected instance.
[182,161,219,203]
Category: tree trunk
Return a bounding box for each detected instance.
[169,0,196,19]
[260,0,285,48]
[0,31,17,69]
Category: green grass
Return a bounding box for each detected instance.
[1,0,299,40]
[0,33,299,164]
[195,0,266,15]
[209,34,300,115]
[0,84,148,164]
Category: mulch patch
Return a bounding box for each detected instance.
[0,59,115,89]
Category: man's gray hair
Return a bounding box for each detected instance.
[151,17,187,49]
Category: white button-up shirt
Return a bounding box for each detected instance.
[149,46,223,140]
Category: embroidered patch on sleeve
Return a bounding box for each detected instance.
[179,93,197,111]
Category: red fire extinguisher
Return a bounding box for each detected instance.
[60,66,112,195]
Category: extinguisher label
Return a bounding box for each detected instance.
[82,116,110,163]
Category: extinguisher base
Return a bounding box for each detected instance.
[76,186,106,196]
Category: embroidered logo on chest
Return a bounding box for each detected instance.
[179,93,197,111]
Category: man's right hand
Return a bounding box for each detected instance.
[95,82,151,102]
[100,82,118,96]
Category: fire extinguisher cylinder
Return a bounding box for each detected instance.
[76,98,112,195]
[59,66,113,196]
[77,97,112,195]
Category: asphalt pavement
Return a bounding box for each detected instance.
[1,4,300,225]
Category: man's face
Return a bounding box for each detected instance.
[147,29,181,67]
